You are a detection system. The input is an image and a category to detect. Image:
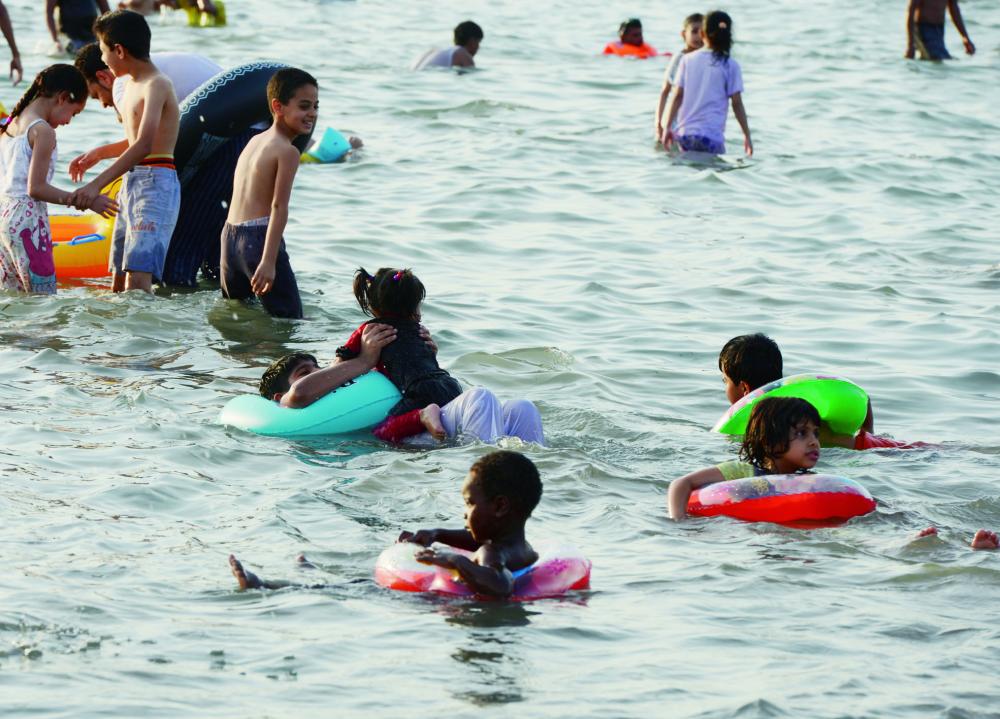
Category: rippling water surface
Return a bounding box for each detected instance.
[3,0,999,716]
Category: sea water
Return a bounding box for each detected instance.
[2,0,999,716]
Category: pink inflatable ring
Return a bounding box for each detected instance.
[375,542,591,600]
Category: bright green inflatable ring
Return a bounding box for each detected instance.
[712,373,869,436]
[219,371,402,437]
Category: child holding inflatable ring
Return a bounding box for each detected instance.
[668,396,821,520]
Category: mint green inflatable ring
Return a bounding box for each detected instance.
[712,374,869,436]
[219,371,402,437]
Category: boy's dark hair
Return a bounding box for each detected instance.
[74,43,107,83]
[739,397,820,470]
[259,352,317,398]
[471,451,543,518]
[619,17,642,35]
[93,10,151,61]
[352,267,425,320]
[267,67,318,108]
[704,10,733,60]
[719,333,783,390]
[454,20,484,47]
[684,13,704,28]
[1,64,88,136]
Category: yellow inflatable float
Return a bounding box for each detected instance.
[51,178,120,281]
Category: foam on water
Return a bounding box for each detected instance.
[2,0,999,716]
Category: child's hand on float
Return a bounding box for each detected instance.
[414,547,458,568]
[90,194,119,218]
[398,529,438,546]
[251,260,276,295]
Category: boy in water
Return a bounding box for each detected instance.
[396,450,542,597]
[69,10,179,293]
[905,0,974,60]
[718,333,921,449]
[655,14,703,141]
[219,68,315,319]
[413,20,483,70]
[231,450,543,597]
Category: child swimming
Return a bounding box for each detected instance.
[335,267,463,442]
[668,396,820,520]
[662,10,751,156]
[398,450,542,597]
[0,64,116,294]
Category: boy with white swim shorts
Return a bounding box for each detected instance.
[220,68,315,319]
[69,10,179,293]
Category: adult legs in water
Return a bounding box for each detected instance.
[438,387,545,445]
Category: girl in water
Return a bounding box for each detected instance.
[336,267,464,442]
[662,10,752,156]
[0,64,116,294]
[668,396,820,519]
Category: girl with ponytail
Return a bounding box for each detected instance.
[662,10,753,157]
[0,64,116,293]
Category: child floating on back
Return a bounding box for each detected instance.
[668,396,821,519]
[0,64,116,294]
[655,13,703,141]
[905,0,974,60]
[662,10,751,156]
[398,450,542,597]
[220,67,316,319]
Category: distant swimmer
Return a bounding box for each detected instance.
[603,17,658,58]
[413,20,483,70]
[905,0,974,60]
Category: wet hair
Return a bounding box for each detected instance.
[73,43,107,83]
[1,64,87,135]
[704,10,733,60]
[93,10,151,61]
[454,20,484,47]
[619,17,642,37]
[471,451,543,518]
[739,397,821,470]
[259,352,318,398]
[352,267,425,320]
[266,67,318,108]
[684,13,704,29]
[718,333,783,391]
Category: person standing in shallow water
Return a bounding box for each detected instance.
[413,20,483,70]
[905,0,975,60]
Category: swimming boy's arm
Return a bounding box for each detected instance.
[946,0,974,54]
[415,543,515,597]
[28,123,118,215]
[75,76,173,207]
[667,466,726,520]
[280,323,397,408]
[730,92,752,156]
[251,144,299,296]
[398,528,479,550]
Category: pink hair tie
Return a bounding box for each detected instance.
[392,271,403,281]
[718,21,728,29]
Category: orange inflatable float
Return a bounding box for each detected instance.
[603,41,659,59]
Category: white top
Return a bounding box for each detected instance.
[413,46,459,70]
[0,120,54,200]
[674,48,743,144]
[112,52,223,109]
[664,48,686,85]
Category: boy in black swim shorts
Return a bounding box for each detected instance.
[905,0,975,60]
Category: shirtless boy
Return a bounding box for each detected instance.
[70,10,179,293]
[220,68,315,319]
[905,0,975,60]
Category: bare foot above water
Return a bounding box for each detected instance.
[420,404,446,441]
